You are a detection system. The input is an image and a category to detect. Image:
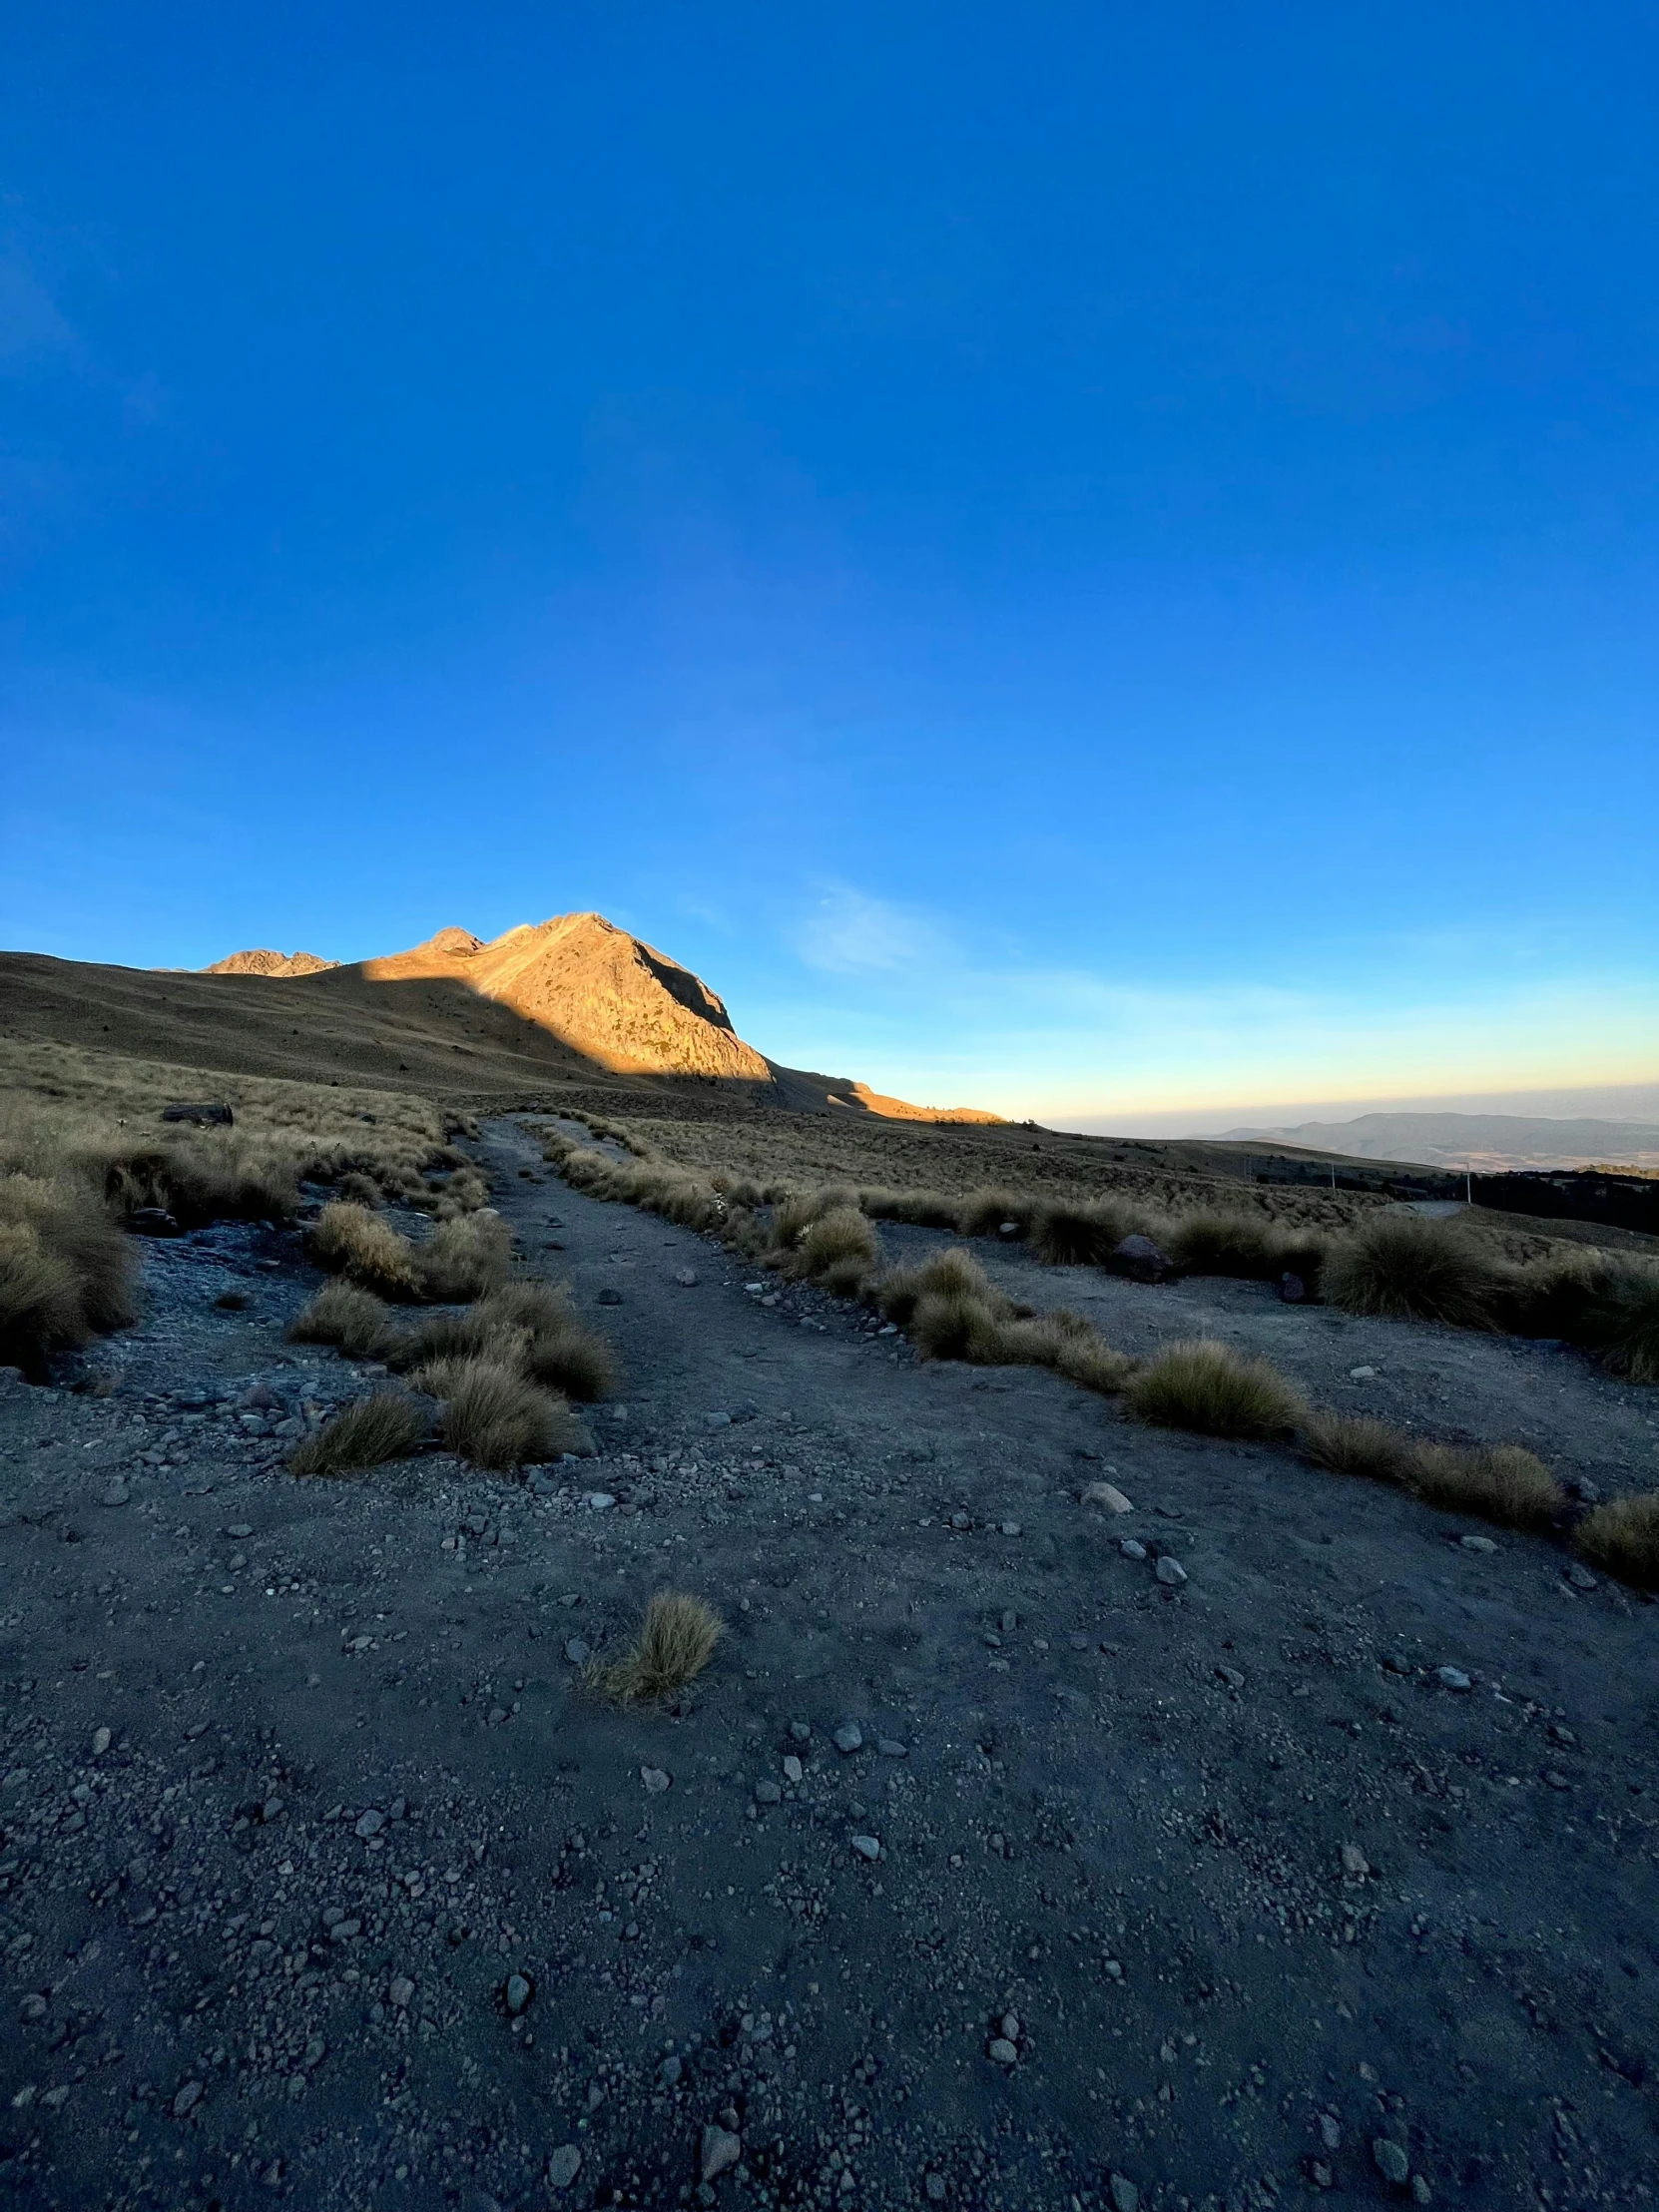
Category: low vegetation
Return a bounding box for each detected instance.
[1323,1214,1500,1329]
[412,1357,586,1470]
[287,1279,392,1360]
[1574,1492,1659,1590]
[1298,1410,1417,1485]
[0,1167,136,1379]
[386,1281,616,1401]
[1127,1339,1305,1439]
[307,1201,510,1304]
[1406,1441,1565,1530]
[588,1590,724,1705]
[286,1392,427,1475]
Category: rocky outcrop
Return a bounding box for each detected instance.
[203,949,338,977]
[363,912,775,1080]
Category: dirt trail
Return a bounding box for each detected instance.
[0,1115,1652,2212]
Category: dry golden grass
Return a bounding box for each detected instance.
[415,1211,511,1301]
[286,1280,391,1360]
[1324,1214,1502,1330]
[0,1171,137,1378]
[388,1281,616,1401]
[790,1206,881,1295]
[1127,1340,1305,1439]
[286,1392,427,1475]
[413,1357,586,1470]
[1028,1198,1139,1267]
[308,1202,421,1297]
[956,1188,1036,1238]
[1406,1441,1565,1530]
[588,1590,724,1704]
[1573,1493,1659,1589]
[1299,1409,1416,1485]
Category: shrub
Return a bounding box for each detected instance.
[857,1187,959,1228]
[418,1358,585,1470]
[1127,1339,1305,1438]
[1406,1442,1564,1530]
[1323,1214,1501,1330]
[1299,1410,1414,1485]
[308,1202,420,1298]
[1575,1262,1659,1384]
[415,1211,511,1301]
[589,1590,724,1704]
[286,1392,426,1475]
[287,1280,390,1360]
[1029,1200,1139,1267]
[1574,1493,1659,1589]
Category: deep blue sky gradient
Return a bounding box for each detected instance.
[4,3,1656,1119]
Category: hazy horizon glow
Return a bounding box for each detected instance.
[3,4,1656,1116]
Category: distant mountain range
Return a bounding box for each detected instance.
[1221,1110,1659,1173]
[198,911,1002,1122]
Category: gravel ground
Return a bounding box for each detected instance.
[0,1116,1655,2212]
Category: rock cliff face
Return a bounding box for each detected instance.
[202,948,338,977]
[362,912,775,1080]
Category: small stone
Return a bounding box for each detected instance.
[547,2143,582,2190]
[505,1972,533,2015]
[1543,1769,1571,1790]
[18,1994,46,2021]
[1374,2139,1409,2185]
[586,1492,616,1511]
[1154,1555,1188,1586]
[641,1767,671,1795]
[1411,2177,1432,2205]
[1565,1563,1597,1591]
[91,1726,111,1756]
[1109,2175,1140,2212]
[389,1976,414,2008]
[1120,1538,1147,1561]
[173,2080,204,2117]
[1341,1843,1371,1879]
[675,1268,698,1286]
[851,1834,881,1861]
[833,1722,863,1754]
[1309,2161,1334,2189]
[877,1738,907,1758]
[1214,1665,1245,1689]
[1000,2011,1020,2039]
[659,2052,684,2085]
[925,2177,948,2204]
[1319,2114,1343,2150]
[987,2037,1018,2065]
[1459,1534,1497,1554]
[563,1638,591,1664]
[755,1779,782,1805]
[1435,1667,1471,1692]
[99,1477,129,1506]
[1349,1366,1377,1381]
[999,1520,1021,1537]
[782,1756,804,1784]
[789,1720,812,1743]
[354,1810,384,1839]
[701,2124,742,2182]
[1082,1481,1133,1512]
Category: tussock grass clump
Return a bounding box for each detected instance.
[873,1246,997,1330]
[956,1189,1035,1239]
[857,1187,960,1229]
[1324,1214,1501,1330]
[1299,1410,1415,1485]
[1576,1261,1659,1384]
[1127,1339,1305,1438]
[415,1211,511,1301]
[874,1246,1135,1394]
[287,1280,391,1360]
[1164,1209,1326,1287]
[286,1392,426,1475]
[548,1141,726,1232]
[589,1590,724,1705]
[792,1206,881,1295]
[1029,1199,1140,1267]
[1574,1493,1659,1589]
[0,1175,137,1378]
[1406,1442,1565,1530]
[415,1357,586,1470]
[308,1202,420,1297]
[389,1282,616,1401]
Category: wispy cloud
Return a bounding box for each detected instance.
[794,884,954,976]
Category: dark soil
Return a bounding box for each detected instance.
[0,1116,1655,2212]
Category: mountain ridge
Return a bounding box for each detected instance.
[1220,1108,1659,1173]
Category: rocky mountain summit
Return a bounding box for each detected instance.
[202,949,339,978]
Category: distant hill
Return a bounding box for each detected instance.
[1221,1109,1659,1173]
[203,948,338,977]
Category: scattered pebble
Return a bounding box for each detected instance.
[1109,2175,1140,2212]
[850,1834,881,1861]
[987,2037,1018,2065]
[1341,1843,1371,1879]
[504,1972,533,2015]
[1120,1539,1148,1561]
[833,1722,864,1755]
[755,1779,782,1805]
[563,1637,591,1664]
[1155,1556,1188,1586]
[701,2123,743,2182]
[1374,2138,1409,2185]
[1435,1667,1472,1692]
[1459,1534,1497,1554]
[547,2144,582,2190]
[641,1767,671,1795]
[782,1756,804,1784]
[1081,1481,1134,1512]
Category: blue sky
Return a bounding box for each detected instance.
[4,2,1657,1125]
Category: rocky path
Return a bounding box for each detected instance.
[0,1116,1653,2211]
